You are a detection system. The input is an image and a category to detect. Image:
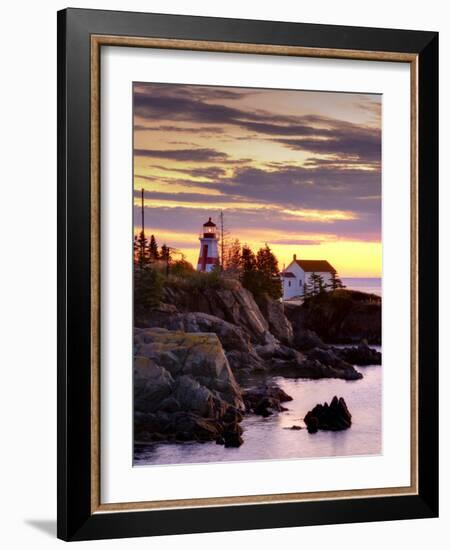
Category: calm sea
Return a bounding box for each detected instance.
[342,277,381,297]
[134,347,382,466]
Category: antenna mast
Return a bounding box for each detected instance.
[220,210,224,271]
[141,188,145,234]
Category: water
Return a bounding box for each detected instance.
[134,348,382,466]
[342,277,381,297]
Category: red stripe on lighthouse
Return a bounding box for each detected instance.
[201,244,208,271]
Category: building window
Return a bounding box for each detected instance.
[288,281,291,287]
[299,280,303,287]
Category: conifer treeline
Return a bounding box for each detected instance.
[133,231,282,300]
[134,231,169,267]
[302,270,345,298]
[134,231,344,305]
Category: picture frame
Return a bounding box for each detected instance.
[57,8,438,541]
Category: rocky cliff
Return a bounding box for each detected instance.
[134,328,245,446]
[285,289,381,345]
[137,281,363,382]
[161,280,271,344]
[134,282,381,449]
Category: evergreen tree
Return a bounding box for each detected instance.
[255,244,282,299]
[240,243,281,299]
[148,234,159,261]
[160,244,171,262]
[256,244,279,276]
[240,244,256,273]
[135,230,149,269]
[308,272,326,296]
[329,270,345,291]
[134,265,163,315]
[304,274,313,298]
[160,244,172,275]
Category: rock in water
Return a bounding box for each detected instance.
[243,385,293,417]
[304,396,352,433]
[333,343,382,366]
[270,346,363,381]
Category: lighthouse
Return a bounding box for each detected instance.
[197,217,219,272]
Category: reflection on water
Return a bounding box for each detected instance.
[134,351,382,466]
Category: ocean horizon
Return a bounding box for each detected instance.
[342,277,381,297]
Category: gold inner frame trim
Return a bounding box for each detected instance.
[90,34,419,514]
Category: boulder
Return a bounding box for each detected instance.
[134,357,174,413]
[304,396,352,433]
[162,281,269,343]
[225,349,266,376]
[243,385,293,417]
[138,309,270,377]
[292,329,325,351]
[138,310,251,353]
[333,343,382,366]
[269,347,362,381]
[256,294,294,344]
[134,328,245,443]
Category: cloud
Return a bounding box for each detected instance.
[135,124,226,134]
[146,164,228,180]
[132,84,382,250]
[134,189,235,204]
[275,132,380,163]
[134,204,380,243]
[206,164,381,216]
[133,84,381,164]
[134,147,229,162]
[136,161,381,220]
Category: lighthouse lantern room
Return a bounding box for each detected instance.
[197,217,219,272]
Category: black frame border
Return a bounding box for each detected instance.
[57,8,438,541]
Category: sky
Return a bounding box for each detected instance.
[133,83,382,277]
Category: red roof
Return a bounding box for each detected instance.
[294,260,336,273]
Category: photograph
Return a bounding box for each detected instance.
[132,82,383,466]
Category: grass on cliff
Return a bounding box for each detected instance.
[303,288,381,308]
[136,260,238,297]
[165,270,239,292]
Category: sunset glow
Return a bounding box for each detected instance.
[133,83,381,277]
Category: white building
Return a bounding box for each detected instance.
[281,254,336,300]
[196,217,219,272]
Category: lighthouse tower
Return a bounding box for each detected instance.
[197,217,219,272]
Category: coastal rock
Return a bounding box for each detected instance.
[269,347,362,381]
[292,328,325,351]
[304,396,352,433]
[285,290,381,345]
[134,328,244,443]
[138,310,251,352]
[134,357,174,413]
[136,286,367,382]
[162,281,269,343]
[138,309,267,377]
[225,349,266,376]
[256,294,294,345]
[243,385,293,417]
[333,343,382,366]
